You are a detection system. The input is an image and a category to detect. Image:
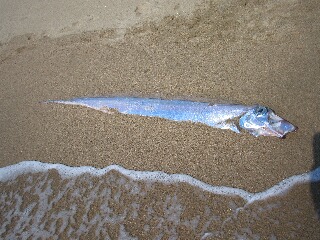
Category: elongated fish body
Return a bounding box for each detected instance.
[46,97,297,138]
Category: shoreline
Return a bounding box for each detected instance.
[0,0,319,192]
[1,0,320,238]
[1,160,319,239]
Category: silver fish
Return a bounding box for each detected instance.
[46,97,297,138]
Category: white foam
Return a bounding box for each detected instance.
[0,160,320,204]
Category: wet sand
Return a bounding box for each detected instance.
[1,164,319,239]
[0,0,320,238]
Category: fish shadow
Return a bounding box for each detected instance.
[311,132,320,220]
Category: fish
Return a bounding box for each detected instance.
[45,97,297,138]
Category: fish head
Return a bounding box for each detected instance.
[239,105,297,138]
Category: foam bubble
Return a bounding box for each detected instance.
[1,160,319,204]
[1,161,319,239]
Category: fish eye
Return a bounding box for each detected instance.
[254,106,268,116]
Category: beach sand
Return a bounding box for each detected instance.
[1,0,320,238]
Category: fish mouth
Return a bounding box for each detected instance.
[239,106,297,138]
[259,119,297,138]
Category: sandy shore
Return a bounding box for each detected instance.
[0,0,319,190]
[0,0,320,237]
[0,0,203,44]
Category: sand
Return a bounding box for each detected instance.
[0,0,320,238]
[0,0,203,44]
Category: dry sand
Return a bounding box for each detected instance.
[0,0,320,238]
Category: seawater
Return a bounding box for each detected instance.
[0,161,320,239]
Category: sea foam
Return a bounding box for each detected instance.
[1,160,319,203]
[1,160,319,239]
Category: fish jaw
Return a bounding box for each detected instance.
[239,106,297,138]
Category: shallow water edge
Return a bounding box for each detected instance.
[1,161,319,239]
